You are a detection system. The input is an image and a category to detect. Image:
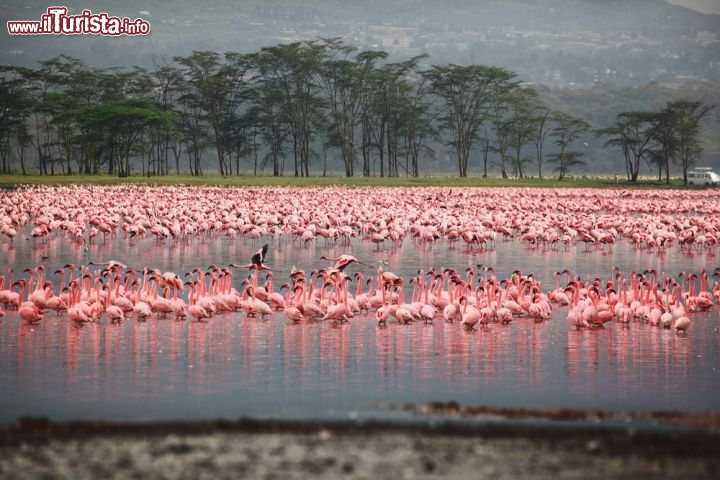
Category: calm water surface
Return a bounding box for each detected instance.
[1,229,719,424]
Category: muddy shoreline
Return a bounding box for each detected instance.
[2,414,719,479]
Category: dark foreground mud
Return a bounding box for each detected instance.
[1,415,719,480]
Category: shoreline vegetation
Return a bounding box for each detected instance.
[0,174,695,188]
[1,46,714,184]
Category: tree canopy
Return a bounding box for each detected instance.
[0,40,715,179]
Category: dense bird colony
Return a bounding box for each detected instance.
[1,184,719,336]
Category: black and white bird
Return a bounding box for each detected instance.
[230,244,279,271]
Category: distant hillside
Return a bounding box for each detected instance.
[1,0,717,86]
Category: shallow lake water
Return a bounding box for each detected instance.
[1,220,720,424]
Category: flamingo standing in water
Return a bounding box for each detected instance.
[442,275,461,323]
[280,284,305,323]
[353,272,372,314]
[321,274,354,325]
[180,282,206,322]
[375,305,390,326]
[44,280,67,315]
[567,285,589,330]
[293,282,324,320]
[185,282,211,322]
[242,284,273,319]
[25,267,49,309]
[149,276,174,318]
[133,293,153,321]
[0,268,19,309]
[673,314,692,336]
[264,272,286,311]
[459,295,480,331]
[375,286,391,326]
[105,294,125,324]
[695,269,713,310]
[419,277,437,323]
[16,279,43,324]
[67,280,92,326]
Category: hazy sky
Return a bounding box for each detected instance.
[667,0,720,14]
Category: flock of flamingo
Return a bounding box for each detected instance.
[1,184,719,336]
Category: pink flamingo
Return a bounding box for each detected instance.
[673,314,692,336]
[0,268,19,309]
[16,279,43,324]
[242,285,272,319]
[419,277,437,324]
[353,272,372,314]
[44,279,67,315]
[105,291,125,324]
[149,276,174,318]
[133,294,153,321]
[186,282,211,322]
[67,280,92,326]
[695,269,713,310]
[442,276,461,323]
[459,295,480,331]
[320,254,374,272]
[294,282,324,320]
[322,277,351,325]
[264,272,286,311]
[567,285,588,330]
[280,284,304,323]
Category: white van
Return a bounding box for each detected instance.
[688,168,720,186]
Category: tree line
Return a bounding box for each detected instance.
[0,38,713,181]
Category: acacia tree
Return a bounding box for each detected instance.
[597,111,655,182]
[175,76,208,176]
[36,56,83,175]
[248,53,290,177]
[648,109,678,184]
[423,64,500,177]
[478,127,494,178]
[122,67,165,176]
[507,87,540,179]
[361,63,392,177]
[401,75,435,177]
[149,58,186,175]
[29,55,122,175]
[388,56,429,178]
[75,98,175,177]
[23,59,63,175]
[317,39,387,177]
[548,112,591,180]
[0,68,31,174]
[486,68,521,178]
[667,99,714,184]
[14,124,31,175]
[174,51,243,176]
[365,56,425,177]
[255,41,326,177]
[221,52,255,176]
[531,109,551,179]
[67,63,121,174]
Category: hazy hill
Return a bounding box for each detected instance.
[2,0,718,86]
[2,0,718,174]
